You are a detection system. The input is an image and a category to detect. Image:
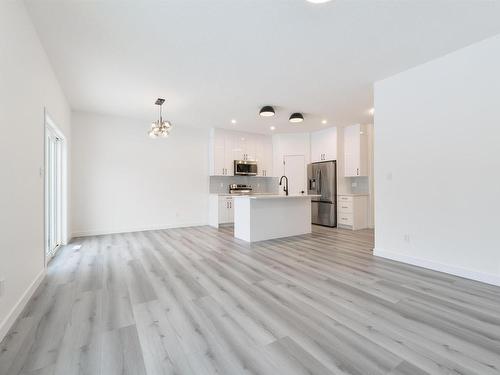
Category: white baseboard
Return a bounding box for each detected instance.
[0,268,46,343]
[72,222,208,238]
[374,248,500,287]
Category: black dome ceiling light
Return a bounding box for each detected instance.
[259,106,275,117]
[289,112,304,123]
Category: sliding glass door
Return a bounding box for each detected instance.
[45,123,63,259]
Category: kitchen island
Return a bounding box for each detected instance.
[233,194,320,242]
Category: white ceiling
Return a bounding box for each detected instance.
[26,0,500,134]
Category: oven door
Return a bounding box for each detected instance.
[234,161,258,176]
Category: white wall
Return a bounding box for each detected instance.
[374,34,500,285]
[272,132,311,175]
[0,1,71,341]
[71,112,209,236]
[272,133,311,194]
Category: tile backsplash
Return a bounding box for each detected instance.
[210,176,279,194]
[348,176,369,194]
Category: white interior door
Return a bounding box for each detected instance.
[283,155,306,195]
[45,119,64,260]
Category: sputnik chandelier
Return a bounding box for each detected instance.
[148,98,172,138]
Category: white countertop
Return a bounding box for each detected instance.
[233,194,321,200]
[210,193,278,197]
[337,193,369,197]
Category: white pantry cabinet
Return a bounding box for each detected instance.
[344,124,368,177]
[209,128,273,177]
[311,127,337,162]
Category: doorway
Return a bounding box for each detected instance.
[283,155,306,195]
[45,113,66,262]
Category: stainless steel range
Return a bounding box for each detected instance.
[229,184,252,195]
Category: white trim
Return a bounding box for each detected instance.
[44,110,68,268]
[0,269,46,342]
[374,248,500,287]
[71,222,208,238]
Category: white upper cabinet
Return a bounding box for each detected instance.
[209,128,234,176]
[233,134,256,161]
[209,128,273,177]
[255,135,273,177]
[311,126,337,162]
[343,124,368,177]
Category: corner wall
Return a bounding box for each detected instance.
[71,112,209,236]
[374,34,500,285]
[0,1,71,341]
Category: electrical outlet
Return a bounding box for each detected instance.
[351,182,358,188]
[386,172,393,181]
[72,244,82,250]
[404,234,410,243]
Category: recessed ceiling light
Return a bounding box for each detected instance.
[306,0,332,3]
[270,126,276,131]
[231,119,237,124]
[289,113,304,123]
[321,119,327,124]
[260,106,275,117]
[369,108,375,116]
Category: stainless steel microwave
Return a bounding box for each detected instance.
[234,160,258,176]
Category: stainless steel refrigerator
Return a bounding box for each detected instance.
[307,161,337,227]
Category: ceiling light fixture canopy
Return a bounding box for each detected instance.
[289,113,304,123]
[306,0,332,3]
[148,98,172,138]
[259,106,275,117]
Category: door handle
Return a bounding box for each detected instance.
[317,171,322,194]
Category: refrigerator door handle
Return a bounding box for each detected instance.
[317,170,322,195]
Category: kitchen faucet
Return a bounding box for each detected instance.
[279,175,289,196]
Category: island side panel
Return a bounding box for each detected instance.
[234,197,252,242]
[249,198,312,242]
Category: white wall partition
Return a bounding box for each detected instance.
[374,34,500,285]
[71,112,210,236]
[0,1,71,341]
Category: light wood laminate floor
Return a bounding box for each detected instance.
[1,225,500,375]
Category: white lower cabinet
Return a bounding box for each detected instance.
[219,196,234,223]
[337,195,368,230]
[209,195,234,227]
